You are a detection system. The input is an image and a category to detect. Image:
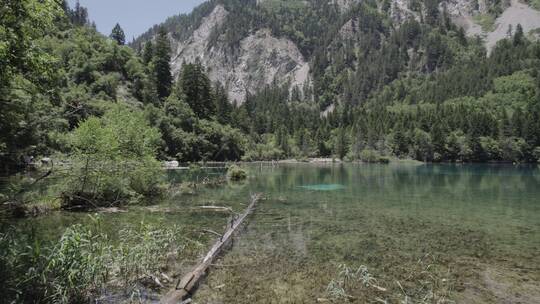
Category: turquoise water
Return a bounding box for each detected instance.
[298,184,346,191]
[2,163,540,303]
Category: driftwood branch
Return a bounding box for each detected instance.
[161,193,262,304]
[189,206,233,213]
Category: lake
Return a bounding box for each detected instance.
[3,162,540,303]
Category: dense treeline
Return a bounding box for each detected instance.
[2,0,540,175]
[219,0,540,163]
[132,0,540,163]
[0,0,247,173]
[236,28,540,163]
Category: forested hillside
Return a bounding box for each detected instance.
[2,0,540,173]
[0,0,246,173]
[135,0,540,163]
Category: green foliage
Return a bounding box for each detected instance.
[110,23,125,45]
[0,216,182,303]
[215,83,233,125]
[412,128,434,162]
[0,0,62,85]
[154,27,172,100]
[45,223,111,303]
[0,223,107,303]
[333,127,349,160]
[65,105,162,207]
[147,88,246,162]
[115,222,182,290]
[242,135,284,161]
[178,62,216,119]
[357,149,389,163]
[492,71,537,107]
[2,0,540,175]
[0,0,63,167]
[227,165,248,181]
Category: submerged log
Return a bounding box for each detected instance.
[189,206,233,213]
[161,193,262,304]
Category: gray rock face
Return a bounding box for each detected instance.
[484,0,540,51]
[170,5,311,103]
[389,0,540,52]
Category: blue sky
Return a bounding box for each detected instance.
[67,0,207,41]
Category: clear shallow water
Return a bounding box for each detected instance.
[195,163,540,303]
[3,163,540,303]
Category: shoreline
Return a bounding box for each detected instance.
[163,158,538,169]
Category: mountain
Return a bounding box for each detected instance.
[134,0,540,104]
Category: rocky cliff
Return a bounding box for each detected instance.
[170,5,310,103]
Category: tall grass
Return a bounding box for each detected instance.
[0,215,182,303]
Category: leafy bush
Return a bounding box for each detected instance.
[480,136,502,160]
[499,137,528,162]
[227,165,248,181]
[64,105,162,208]
[359,149,389,163]
[242,136,284,161]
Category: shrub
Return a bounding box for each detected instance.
[227,165,248,181]
[480,136,502,160]
[499,137,528,162]
[64,105,162,208]
[242,134,283,161]
[359,149,389,163]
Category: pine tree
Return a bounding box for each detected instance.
[153,27,172,100]
[424,0,440,26]
[142,41,153,65]
[215,83,232,125]
[178,61,215,119]
[513,24,524,46]
[110,23,126,45]
[335,127,348,160]
[71,0,88,26]
[276,126,290,157]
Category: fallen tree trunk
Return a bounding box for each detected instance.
[189,206,233,213]
[161,193,262,304]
